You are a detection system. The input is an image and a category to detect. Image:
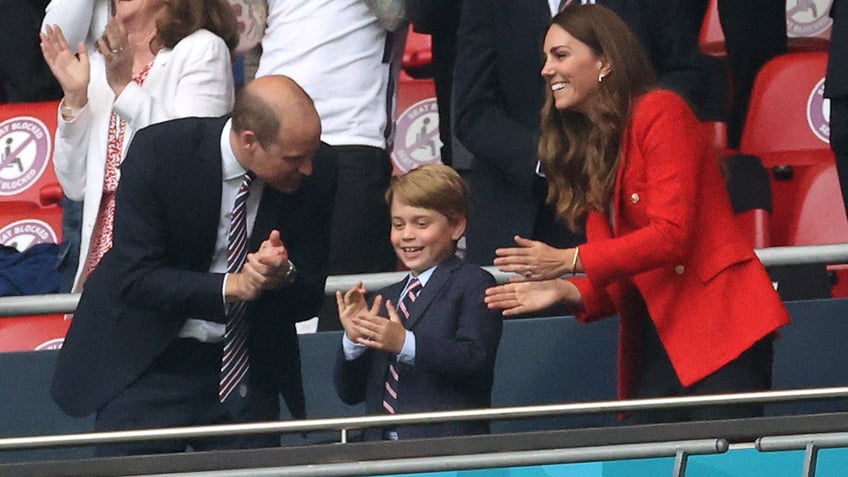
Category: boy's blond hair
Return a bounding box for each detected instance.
[385,164,469,224]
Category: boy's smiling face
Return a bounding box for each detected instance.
[389,198,466,275]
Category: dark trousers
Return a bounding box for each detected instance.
[94,339,279,456]
[319,145,396,331]
[428,19,459,167]
[326,145,396,274]
[718,0,787,148]
[629,300,774,424]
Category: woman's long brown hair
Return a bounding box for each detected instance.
[538,5,657,230]
[156,0,239,53]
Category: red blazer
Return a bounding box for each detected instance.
[571,90,790,399]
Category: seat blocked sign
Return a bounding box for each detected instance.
[0,116,51,197]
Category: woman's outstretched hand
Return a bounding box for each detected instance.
[494,235,573,281]
[485,278,584,316]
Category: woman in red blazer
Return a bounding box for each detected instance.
[485,4,790,423]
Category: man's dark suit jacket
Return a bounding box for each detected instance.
[51,116,337,420]
[453,0,704,265]
[334,255,503,440]
[827,0,848,214]
[827,0,847,100]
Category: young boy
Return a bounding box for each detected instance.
[334,164,503,440]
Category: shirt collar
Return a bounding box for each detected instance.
[409,265,437,288]
[220,119,247,181]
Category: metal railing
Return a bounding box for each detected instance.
[3,388,848,476]
[114,439,729,477]
[1,386,847,451]
[757,431,848,477]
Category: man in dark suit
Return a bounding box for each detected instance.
[50,75,336,456]
[829,0,848,217]
[453,0,706,266]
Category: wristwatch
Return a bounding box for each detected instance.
[284,259,298,284]
[60,103,82,121]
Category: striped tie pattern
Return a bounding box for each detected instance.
[220,172,254,403]
[382,277,421,414]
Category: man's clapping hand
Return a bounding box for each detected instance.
[226,230,295,301]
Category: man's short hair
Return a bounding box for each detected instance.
[231,87,280,149]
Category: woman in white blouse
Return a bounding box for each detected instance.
[41,0,238,291]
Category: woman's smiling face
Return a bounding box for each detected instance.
[541,23,610,113]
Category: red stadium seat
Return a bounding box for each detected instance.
[0,101,63,249]
[786,161,848,245]
[0,100,64,250]
[758,150,838,246]
[391,26,439,174]
[776,160,848,297]
[0,201,62,251]
[0,101,68,353]
[0,99,64,250]
[740,52,830,154]
[737,53,838,247]
[391,71,439,175]
[0,199,70,353]
[0,314,70,352]
[0,100,63,207]
[0,201,67,353]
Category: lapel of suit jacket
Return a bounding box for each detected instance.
[192,117,228,266]
[250,180,300,253]
[250,185,273,252]
[403,255,463,330]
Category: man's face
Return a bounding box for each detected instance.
[251,129,317,194]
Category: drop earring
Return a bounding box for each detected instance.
[598,73,605,83]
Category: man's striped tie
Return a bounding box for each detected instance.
[220,172,254,403]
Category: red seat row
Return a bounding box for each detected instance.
[718,49,845,296]
[738,51,841,248]
[0,100,70,352]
